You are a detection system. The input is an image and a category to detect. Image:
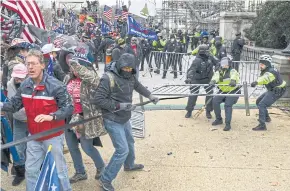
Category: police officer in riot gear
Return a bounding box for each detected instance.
[251,55,286,131]
[163,34,177,79]
[210,57,240,131]
[140,38,151,71]
[175,36,184,76]
[231,32,245,71]
[152,33,166,74]
[185,44,218,119]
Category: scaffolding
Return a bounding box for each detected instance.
[159,0,264,31]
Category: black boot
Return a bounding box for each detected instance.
[139,67,144,71]
[12,165,25,186]
[266,116,271,122]
[252,123,267,131]
[223,123,231,131]
[185,111,192,118]
[212,119,223,126]
[206,111,212,119]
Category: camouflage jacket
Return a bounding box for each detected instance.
[64,62,107,139]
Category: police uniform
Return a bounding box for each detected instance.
[231,32,245,71]
[152,35,166,74]
[163,35,177,78]
[251,55,286,131]
[210,57,240,131]
[185,45,218,119]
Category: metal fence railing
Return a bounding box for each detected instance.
[151,83,253,116]
[144,51,192,79]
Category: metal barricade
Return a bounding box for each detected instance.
[131,111,145,138]
[231,61,260,84]
[145,51,192,79]
[151,83,260,116]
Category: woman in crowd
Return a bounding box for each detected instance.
[63,52,106,183]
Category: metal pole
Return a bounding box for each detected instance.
[243,82,250,116]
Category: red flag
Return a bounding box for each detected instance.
[1,0,46,42]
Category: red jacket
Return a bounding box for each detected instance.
[2,72,74,141]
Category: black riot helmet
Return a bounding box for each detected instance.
[198,44,209,55]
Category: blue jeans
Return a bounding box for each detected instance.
[65,130,105,174]
[101,119,135,183]
[25,134,71,191]
[13,119,28,166]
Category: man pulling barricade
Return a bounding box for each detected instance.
[91,53,159,191]
[251,55,286,131]
[209,56,240,131]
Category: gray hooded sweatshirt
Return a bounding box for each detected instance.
[92,53,151,124]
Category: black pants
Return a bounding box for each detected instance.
[256,89,285,125]
[185,79,213,112]
[213,96,239,124]
[232,53,241,71]
[163,53,180,77]
[141,53,149,70]
[154,53,166,73]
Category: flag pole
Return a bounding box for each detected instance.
[47,144,52,152]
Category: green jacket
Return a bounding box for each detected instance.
[211,68,240,92]
[152,39,166,51]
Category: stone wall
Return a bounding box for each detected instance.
[219,11,256,41]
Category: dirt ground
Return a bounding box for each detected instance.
[1,107,290,191]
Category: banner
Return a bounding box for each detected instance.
[127,15,157,40]
[101,19,111,34]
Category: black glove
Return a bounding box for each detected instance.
[229,80,236,87]
[185,79,192,84]
[251,81,258,87]
[149,94,159,104]
[117,103,136,111]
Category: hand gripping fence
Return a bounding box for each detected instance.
[1,97,185,150]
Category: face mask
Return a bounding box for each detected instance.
[170,39,174,43]
[15,82,21,89]
[176,39,180,42]
[120,70,132,79]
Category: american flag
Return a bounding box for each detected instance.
[121,5,129,20]
[122,10,129,20]
[114,8,122,20]
[103,5,112,21]
[1,0,46,42]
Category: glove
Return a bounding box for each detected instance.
[229,80,236,87]
[185,79,192,84]
[251,81,258,87]
[149,94,159,104]
[209,80,216,86]
[117,103,136,111]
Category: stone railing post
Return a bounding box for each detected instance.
[272,54,290,104]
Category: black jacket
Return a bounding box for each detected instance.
[140,40,151,55]
[164,40,176,52]
[187,54,218,81]
[92,54,151,124]
[231,37,245,55]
